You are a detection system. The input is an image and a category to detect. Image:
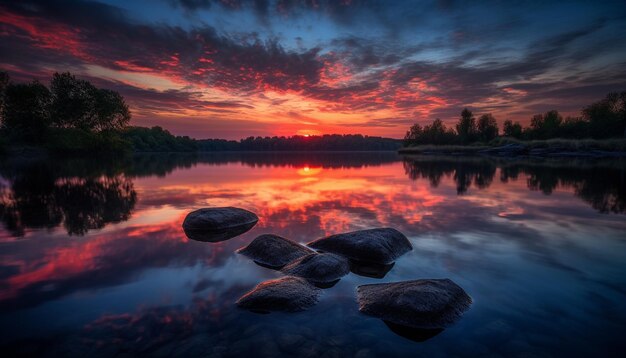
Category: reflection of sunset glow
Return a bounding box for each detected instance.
[497,206,525,218]
[297,166,322,176]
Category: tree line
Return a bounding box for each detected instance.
[404,92,626,146]
[198,134,401,151]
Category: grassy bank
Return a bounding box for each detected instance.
[398,137,626,157]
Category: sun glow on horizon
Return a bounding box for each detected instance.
[297,166,322,176]
[296,129,322,137]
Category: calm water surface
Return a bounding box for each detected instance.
[0,153,625,357]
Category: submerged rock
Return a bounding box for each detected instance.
[237,234,314,269]
[236,276,321,313]
[182,207,258,242]
[307,228,412,264]
[281,253,350,284]
[349,260,395,279]
[383,321,444,342]
[357,279,472,329]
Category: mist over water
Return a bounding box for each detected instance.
[0,153,625,357]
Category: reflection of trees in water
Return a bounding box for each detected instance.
[403,157,496,194]
[403,156,626,214]
[55,177,136,235]
[196,151,401,169]
[0,162,137,237]
[522,165,626,214]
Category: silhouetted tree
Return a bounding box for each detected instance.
[582,91,626,138]
[1,80,51,143]
[456,108,476,144]
[528,110,563,139]
[476,114,499,142]
[50,72,130,132]
[404,123,423,146]
[423,118,456,144]
[92,88,131,131]
[502,120,523,138]
[560,116,589,138]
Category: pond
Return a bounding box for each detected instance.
[0,152,625,357]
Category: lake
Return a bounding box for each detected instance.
[0,152,625,357]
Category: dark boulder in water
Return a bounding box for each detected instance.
[236,276,321,313]
[357,279,472,329]
[307,228,412,264]
[237,234,314,269]
[182,207,258,242]
[281,253,350,284]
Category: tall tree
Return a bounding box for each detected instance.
[503,120,523,138]
[404,123,423,146]
[456,108,476,144]
[1,80,51,143]
[50,72,131,132]
[49,72,95,130]
[93,89,131,131]
[529,110,562,139]
[476,114,499,142]
[582,92,626,138]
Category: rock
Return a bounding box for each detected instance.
[357,279,472,329]
[236,276,320,313]
[307,228,412,264]
[182,207,258,242]
[237,234,314,269]
[281,253,350,284]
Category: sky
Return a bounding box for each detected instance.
[1,0,625,139]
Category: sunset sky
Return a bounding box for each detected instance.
[1,0,625,139]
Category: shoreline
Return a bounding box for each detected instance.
[398,141,626,158]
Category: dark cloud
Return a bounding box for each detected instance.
[0,0,324,94]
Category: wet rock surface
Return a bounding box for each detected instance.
[237,234,314,269]
[357,279,472,329]
[182,207,258,242]
[281,253,350,283]
[236,276,321,313]
[307,228,412,264]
